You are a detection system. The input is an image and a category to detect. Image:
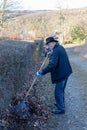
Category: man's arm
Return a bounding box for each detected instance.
[42,50,59,74]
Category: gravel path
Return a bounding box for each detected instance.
[40,47,87,130]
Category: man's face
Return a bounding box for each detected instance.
[47,42,56,50]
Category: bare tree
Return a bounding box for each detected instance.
[56,0,67,44]
[0,0,7,25]
[0,0,21,26]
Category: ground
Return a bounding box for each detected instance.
[40,44,87,130]
[0,43,87,130]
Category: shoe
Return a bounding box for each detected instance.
[51,109,65,114]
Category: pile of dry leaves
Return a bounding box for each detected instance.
[0,58,50,130]
[0,93,49,130]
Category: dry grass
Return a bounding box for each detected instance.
[0,8,87,41]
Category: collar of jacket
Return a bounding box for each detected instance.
[53,43,59,50]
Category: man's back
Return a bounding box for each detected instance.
[42,43,72,83]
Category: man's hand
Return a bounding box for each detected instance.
[47,50,53,56]
[36,70,43,76]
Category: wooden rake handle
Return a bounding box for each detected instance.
[25,55,48,98]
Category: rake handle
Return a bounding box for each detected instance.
[25,55,48,98]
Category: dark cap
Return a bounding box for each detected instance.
[46,37,58,45]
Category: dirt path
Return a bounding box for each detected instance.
[40,47,87,130]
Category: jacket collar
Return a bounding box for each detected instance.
[53,43,59,49]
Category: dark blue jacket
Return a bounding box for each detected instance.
[42,43,72,84]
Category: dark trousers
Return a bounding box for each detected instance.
[55,78,68,111]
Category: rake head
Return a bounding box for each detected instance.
[11,101,30,119]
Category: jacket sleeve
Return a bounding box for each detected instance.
[42,49,59,75]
